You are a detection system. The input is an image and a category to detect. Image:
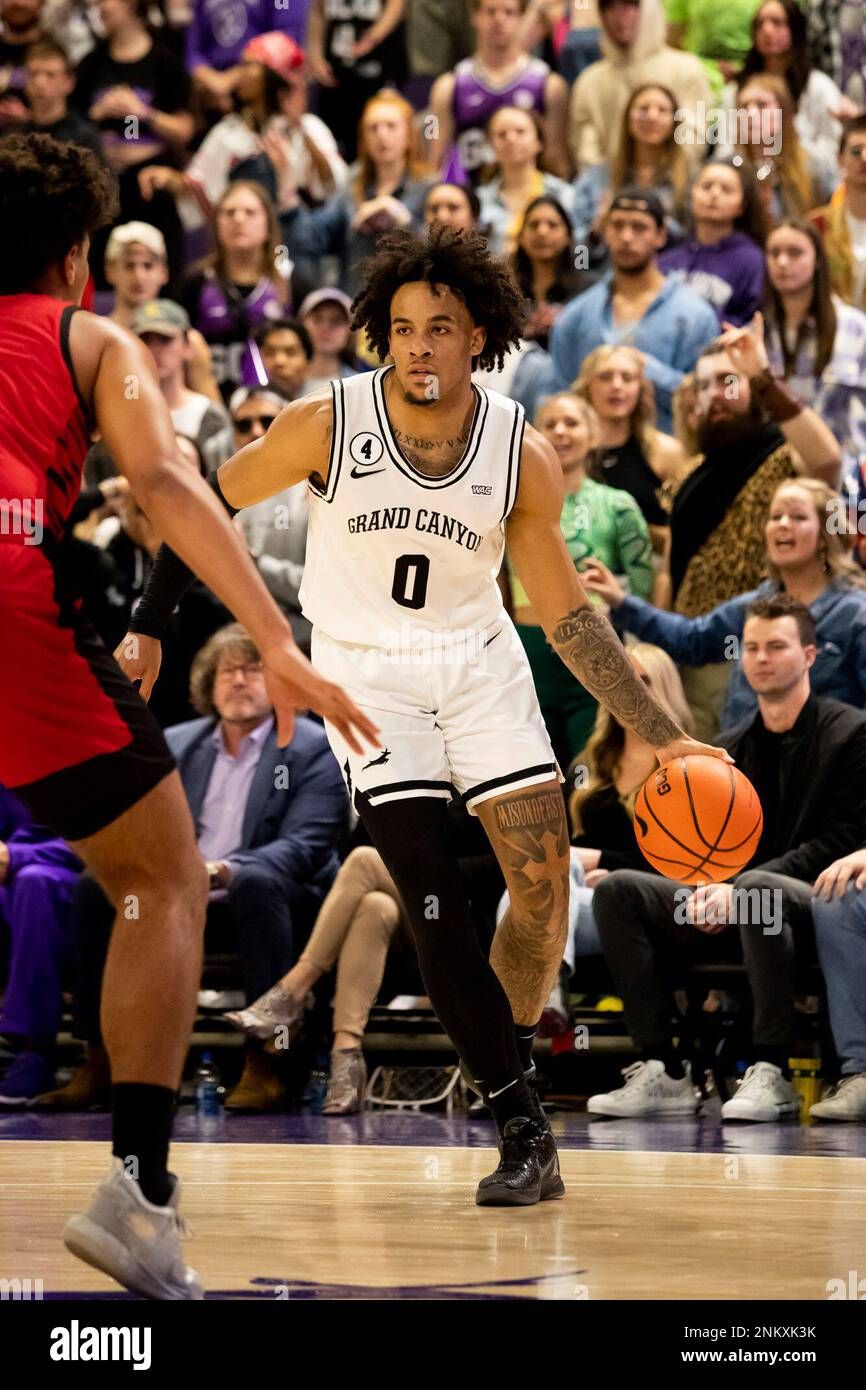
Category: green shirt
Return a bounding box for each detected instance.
[508,476,654,610]
[663,0,759,94]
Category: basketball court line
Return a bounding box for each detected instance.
[3,1140,865,1301]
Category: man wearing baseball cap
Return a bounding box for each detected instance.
[105,222,169,326]
[132,299,229,457]
[106,225,221,402]
[298,288,367,394]
[545,185,719,433]
[186,5,309,113]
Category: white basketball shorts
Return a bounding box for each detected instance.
[311,618,561,813]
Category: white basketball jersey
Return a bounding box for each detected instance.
[299,365,525,647]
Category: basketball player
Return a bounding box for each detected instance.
[0,133,376,1298]
[120,225,731,1206]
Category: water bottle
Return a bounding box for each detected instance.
[194,1051,223,1129]
[304,1054,330,1113]
[790,1048,822,1121]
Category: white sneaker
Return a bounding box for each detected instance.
[63,1163,203,1299]
[587,1059,699,1117]
[810,1073,866,1122]
[720,1062,802,1122]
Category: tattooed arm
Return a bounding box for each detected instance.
[506,428,733,765]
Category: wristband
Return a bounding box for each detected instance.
[749,368,802,423]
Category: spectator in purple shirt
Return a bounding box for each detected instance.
[659,158,768,327]
[0,786,81,1106]
[186,0,311,113]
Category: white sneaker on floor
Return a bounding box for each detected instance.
[63,1163,203,1300]
[587,1059,699,1118]
[720,1062,802,1122]
[810,1073,866,1122]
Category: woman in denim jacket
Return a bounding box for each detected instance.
[579,477,866,728]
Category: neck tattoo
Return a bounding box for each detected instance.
[393,429,470,451]
[392,426,471,475]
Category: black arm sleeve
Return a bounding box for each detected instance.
[127,471,240,639]
[67,486,107,528]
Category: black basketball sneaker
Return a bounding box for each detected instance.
[475,1117,566,1206]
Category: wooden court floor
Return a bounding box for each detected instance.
[2,1138,865,1299]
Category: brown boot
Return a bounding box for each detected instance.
[32,1045,111,1111]
[224,1048,285,1113]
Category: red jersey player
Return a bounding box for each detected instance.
[0,134,377,1299]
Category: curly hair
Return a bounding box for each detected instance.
[0,134,117,293]
[350,225,528,372]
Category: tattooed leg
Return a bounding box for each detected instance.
[476,781,570,1024]
[552,605,683,751]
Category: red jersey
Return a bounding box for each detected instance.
[0,293,91,546]
[0,289,175,834]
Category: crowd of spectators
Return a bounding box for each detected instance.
[2,0,866,1123]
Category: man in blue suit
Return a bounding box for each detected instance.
[36,624,348,1114]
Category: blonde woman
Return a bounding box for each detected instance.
[722,0,857,170]
[581,477,866,728]
[279,89,434,295]
[497,644,694,1034]
[573,344,686,552]
[504,391,654,771]
[731,73,836,225]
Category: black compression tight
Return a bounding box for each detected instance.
[358,794,526,1099]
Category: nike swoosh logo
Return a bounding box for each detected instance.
[350,466,387,479]
[485,629,502,648]
[487,1078,519,1099]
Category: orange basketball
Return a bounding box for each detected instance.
[633,756,763,885]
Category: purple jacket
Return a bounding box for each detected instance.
[659,232,765,327]
[186,0,309,73]
[0,786,80,879]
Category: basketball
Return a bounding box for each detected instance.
[633,756,763,885]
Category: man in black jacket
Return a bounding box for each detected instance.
[585,595,866,1122]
